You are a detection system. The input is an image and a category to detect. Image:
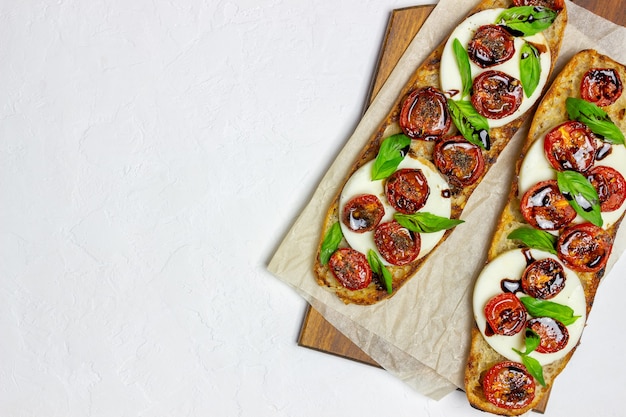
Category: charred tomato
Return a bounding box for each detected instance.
[399,87,451,140]
[557,222,612,273]
[482,361,536,410]
[467,24,515,68]
[520,180,577,231]
[471,70,523,119]
[526,317,569,354]
[586,165,626,212]
[543,121,597,172]
[374,220,421,266]
[385,168,430,214]
[580,68,623,107]
[342,194,385,233]
[521,258,566,300]
[433,136,485,187]
[484,292,527,336]
[328,248,372,290]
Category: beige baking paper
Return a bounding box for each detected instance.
[268,0,626,401]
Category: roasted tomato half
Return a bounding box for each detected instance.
[374,220,420,266]
[544,121,597,172]
[482,361,536,410]
[342,194,385,233]
[581,68,623,107]
[527,317,569,354]
[399,87,451,140]
[433,136,485,187]
[484,293,527,336]
[467,24,515,68]
[521,258,566,299]
[328,248,372,290]
[512,0,565,10]
[586,165,626,212]
[520,180,577,231]
[557,222,613,273]
[472,70,523,119]
[385,168,430,214]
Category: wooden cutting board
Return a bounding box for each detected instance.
[299,0,626,412]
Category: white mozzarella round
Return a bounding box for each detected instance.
[339,156,452,265]
[473,249,587,366]
[518,131,626,229]
[440,8,551,128]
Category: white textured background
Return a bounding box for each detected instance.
[1,1,625,416]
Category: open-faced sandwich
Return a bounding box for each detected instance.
[314,0,568,304]
[465,49,626,415]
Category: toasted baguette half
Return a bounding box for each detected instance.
[314,0,567,304]
[465,49,626,415]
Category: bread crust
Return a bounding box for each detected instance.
[314,0,568,304]
[464,49,626,415]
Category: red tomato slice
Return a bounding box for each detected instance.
[581,68,623,107]
[543,121,597,172]
[385,168,430,214]
[342,194,385,233]
[433,136,485,187]
[328,248,372,290]
[374,221,420,266]
[471,70,523,119]
[557,222,613,273]
[399,87,451,140]
[527,317,569,354]
[521,258,566,300]
[586,165,626,212]
[484,293,527,336]
[513,0,565,10]
[467,25,515,68]
[520,180,577,231]
[482,361,536,410]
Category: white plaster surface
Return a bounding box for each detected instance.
[1,1,625,416]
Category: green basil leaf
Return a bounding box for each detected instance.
[447,99,491,150]
[566,97,625,145]
[519,296,582,326]
[394,212,464,233]
[520,42,541,97]
[453,38,472,99]
[367,249,393,294]
[497,6,558,36]
[371,134,412,180]
[520,353,546,387]
[524,328,541,353]
[319,222,343,265]
[556,170,603,227]
[507,227,557,254]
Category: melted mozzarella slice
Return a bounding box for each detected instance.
[473,249,586,366]
[339,156,451,265]
[518,132,626,229]
[440,8,551,128]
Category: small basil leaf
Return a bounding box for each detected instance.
[507,227,557,254]
[447,99,491,150]
[497,6,558,36]
[519,296,582,326]
[394,212,464,233]
[371,134,412,180]
[453,38,472,99]
[566,97,625,145]
[319,222,343,265]
[367,249,393,294]
[524,328,541,353]
[556,170,603,227]
[520,353,546,387]
[520,42,541,97]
